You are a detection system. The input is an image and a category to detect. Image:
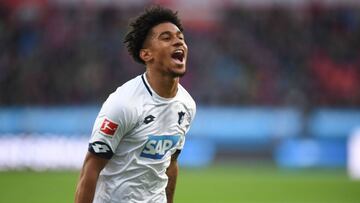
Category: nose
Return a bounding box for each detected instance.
[173,38,184,47]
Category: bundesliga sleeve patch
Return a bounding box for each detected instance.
[100,118,119,136]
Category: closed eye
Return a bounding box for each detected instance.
[159,32,171,40]
[158,31,185,41]
[161,36,171,41]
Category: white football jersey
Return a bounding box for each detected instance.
[88,73,196,203]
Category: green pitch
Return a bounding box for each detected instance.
[0,164,359,203]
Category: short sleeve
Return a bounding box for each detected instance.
[88,92,138,159]
[175,134,186,151]
[184,102,196,135]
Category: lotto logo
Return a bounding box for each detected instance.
[100,118,119,136]
[89,141,113,159]
[140,135,180,159]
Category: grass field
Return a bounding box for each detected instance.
[0,164,359,203]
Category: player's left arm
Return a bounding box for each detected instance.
[166,149,181,203]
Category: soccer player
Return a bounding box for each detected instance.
[75,6,196,203]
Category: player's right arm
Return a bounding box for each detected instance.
[75,152,108,203]
[75,88,138,203]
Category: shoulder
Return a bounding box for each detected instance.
[109,75,144,104]
[178,84,196,109]
[178,84,196,117]
[113,75,143,101]
[100,75,144,118]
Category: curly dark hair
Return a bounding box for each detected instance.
[124,6,184,64]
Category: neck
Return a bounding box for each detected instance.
[145,69,179,98]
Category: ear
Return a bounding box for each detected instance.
[139,48,153,63]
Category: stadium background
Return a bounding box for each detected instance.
[0,0,360,202]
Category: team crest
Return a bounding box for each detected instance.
[178,111,185,125]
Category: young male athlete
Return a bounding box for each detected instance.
[75,6,196,203]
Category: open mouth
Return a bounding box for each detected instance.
[171,50,184,63]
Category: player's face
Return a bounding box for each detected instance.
[144,22,188,77]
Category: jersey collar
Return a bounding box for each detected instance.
[141,74,153,96]
[141,73,179,102]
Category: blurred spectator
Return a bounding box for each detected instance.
[0,2,359,107]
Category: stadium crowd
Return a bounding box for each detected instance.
[0,2,359,107]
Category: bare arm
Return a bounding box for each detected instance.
[166,150,181,203]
[75,152,108,203]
